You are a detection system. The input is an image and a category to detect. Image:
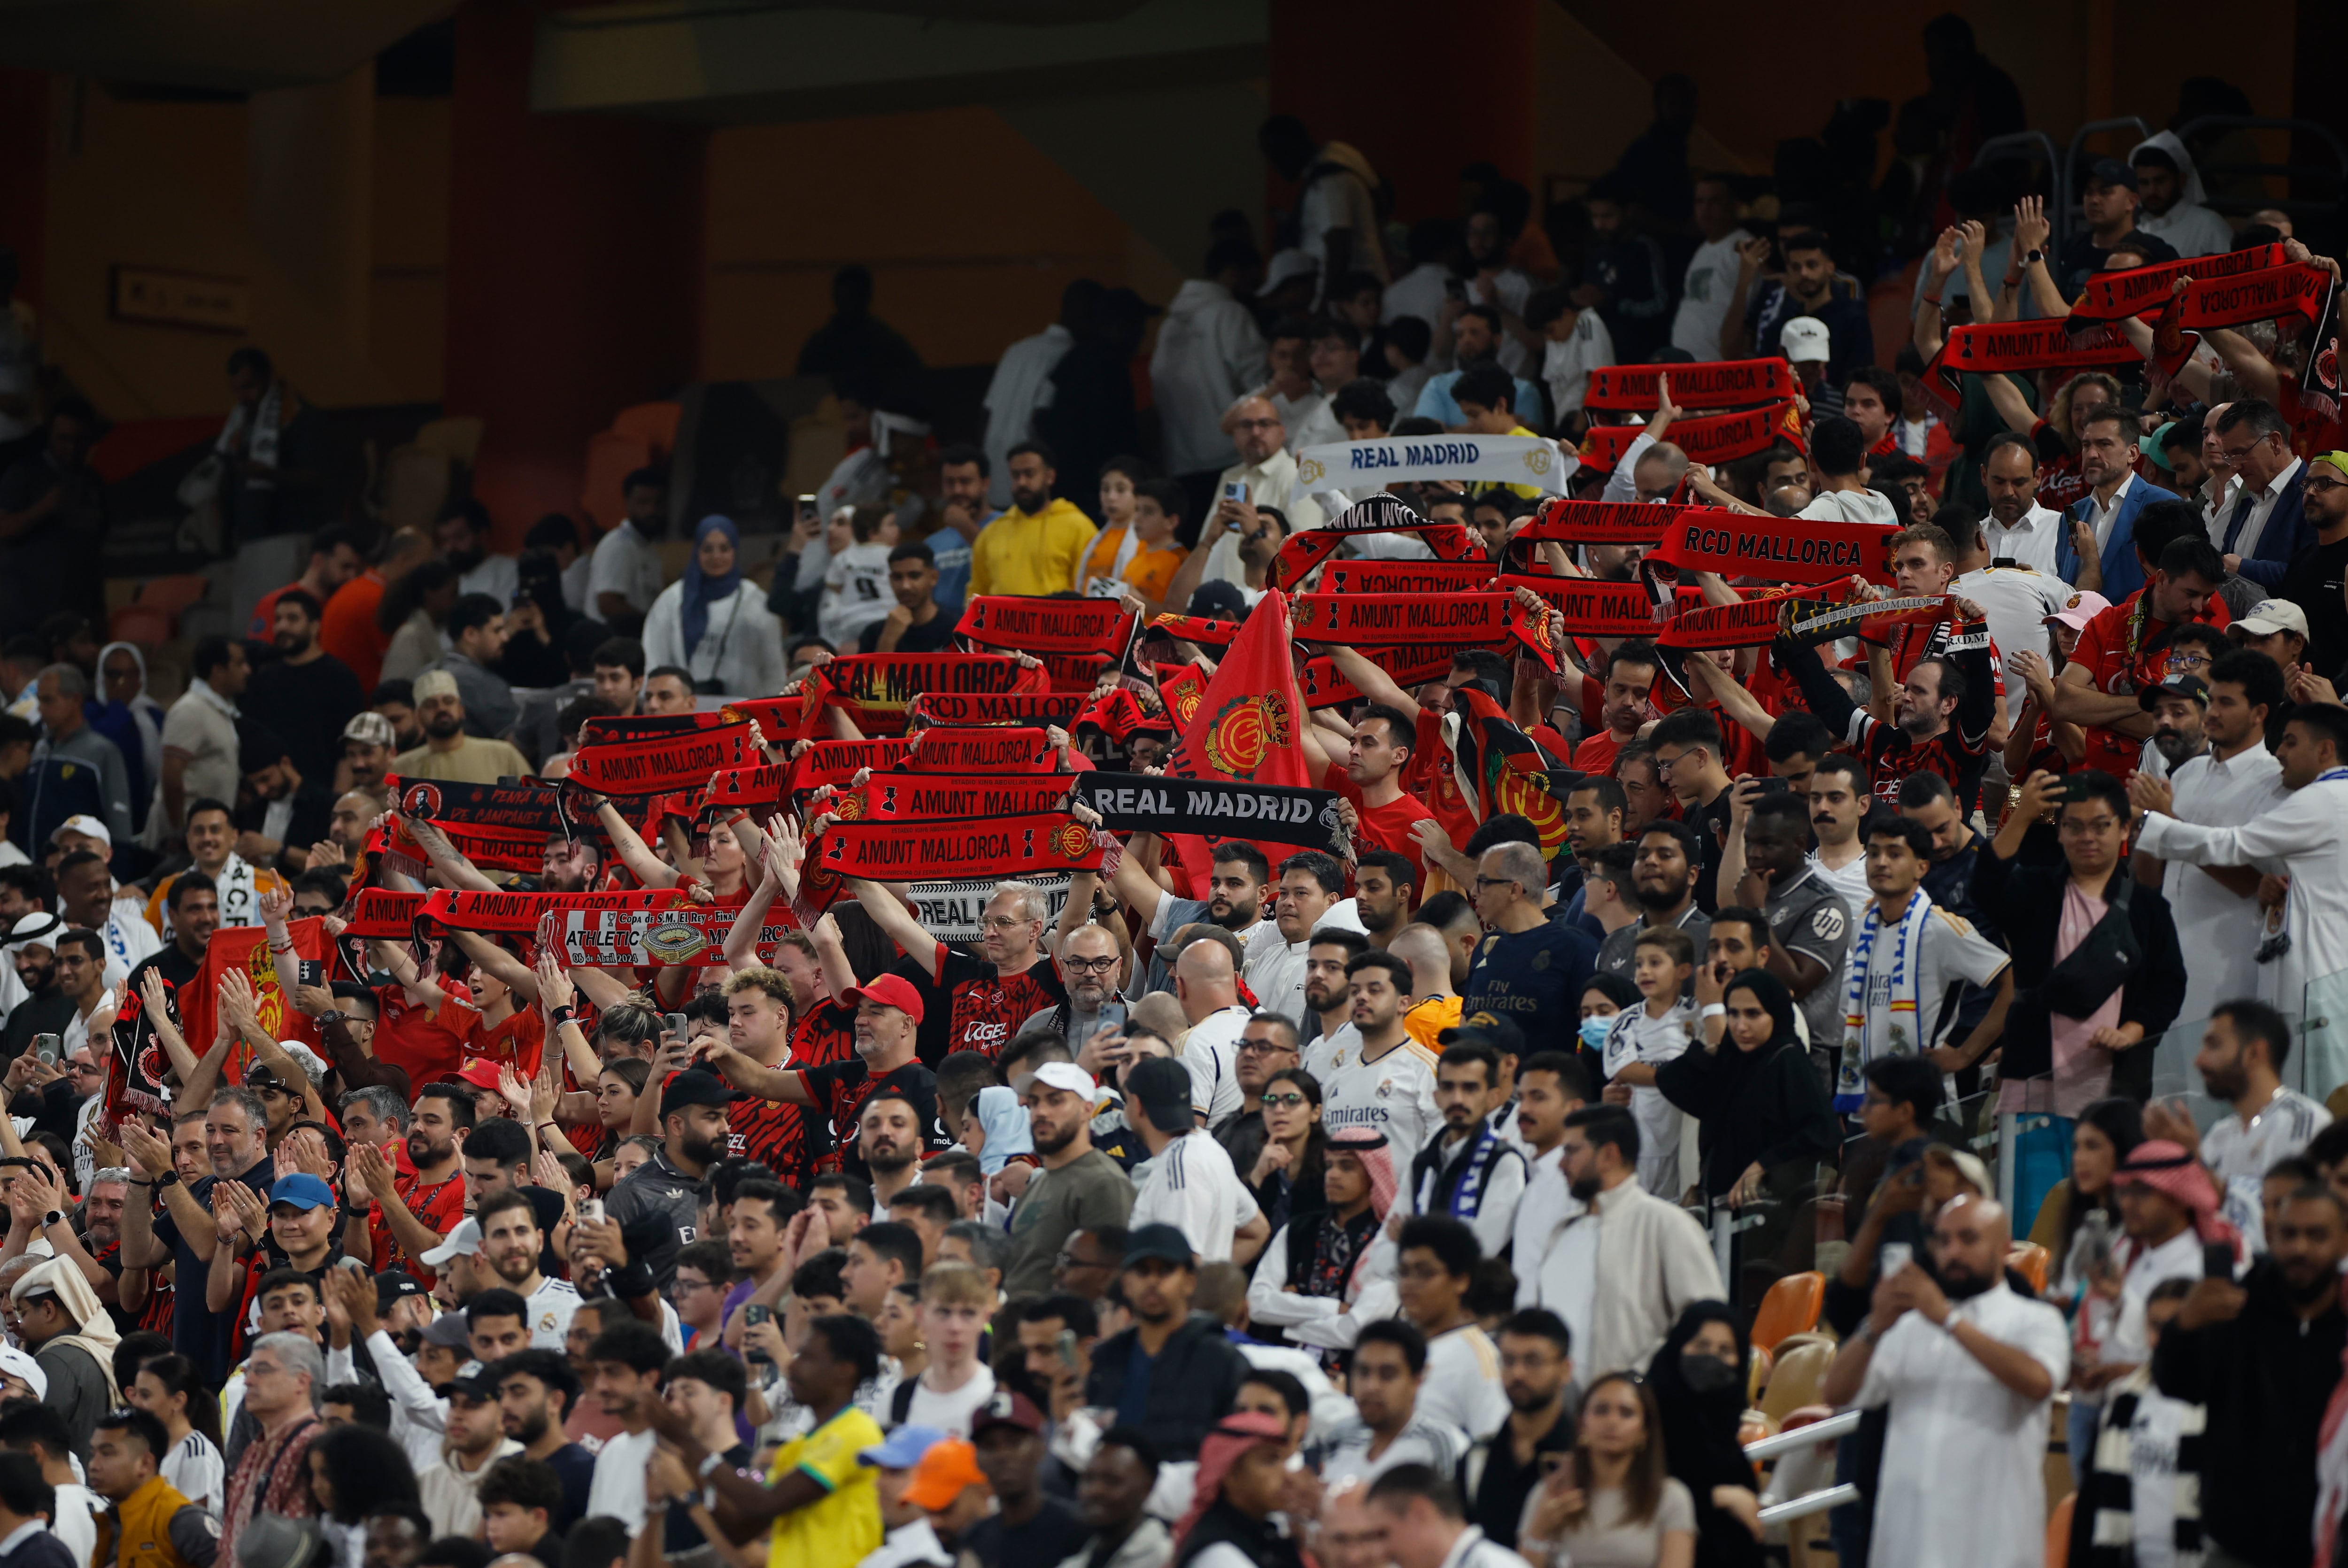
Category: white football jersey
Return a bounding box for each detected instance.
[1313,1033,1442,1174]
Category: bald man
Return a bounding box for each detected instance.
[1173,936,1250,1129]
[1022,921,1128,1048]
[1389,924,1462,1050]
[1823,1194,2069,1568]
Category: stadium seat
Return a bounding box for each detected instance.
[136,573,211,620]
[107,605,174,649]
[1759,1340,1835,1427]
[580,431,653,536]
[2009,1242,2051,1295]
[1752,1270,1824,1352]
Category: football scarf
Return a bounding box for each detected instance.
[1268,494,1482,589]
[1315,558,1502,595]
[1517,498,1684,547]
[795,652,1050,738]
[1584,356,1798,411]
[907,726,1059,772]
[907,690,1088,730]
[536,893,790,968]
[1147,613,1243,649]
[377,776,647,879]
[1837,890,1935,1109]
[1928,317,2141,392]
[850,771,1076,823]
[568,710,760,794]
[2067,243,2291,322]
[1656,595,1802,650]
[955,596,1134,655]
[2143,262,2337,376]
[1645,510,1897,587]
[809,811,1107,885]
[1070,771,1349,855]
[1289,592,1542,648]
[1581,400,1805,469]
[1499,575,1661,637]
[1296,648,1458,710]
[1291,433,1570,497]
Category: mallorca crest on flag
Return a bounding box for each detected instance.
[1449,687,1581,860]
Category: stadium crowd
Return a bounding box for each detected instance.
[0,23,2347,1568]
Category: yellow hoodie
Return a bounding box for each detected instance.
[969,498,1099,597]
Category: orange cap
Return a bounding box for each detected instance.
[900,1438,989,1511]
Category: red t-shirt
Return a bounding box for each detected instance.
[455,1004,546,1079]
[380,1167,466,1287]
[2069,590,2231,776]
[792,998,858,1072]
[728,1094,814,1187]
[371,980,473,1087]
[1325,763,1440,888]
[1572,730,1625,776]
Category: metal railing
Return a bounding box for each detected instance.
[1746,1411,1862,1525]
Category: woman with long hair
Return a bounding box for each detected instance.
[308,1423,422,1568]
[130,1352,226,1514]
[589,1057,652,1188]
[1244,1068,1328,1233]
[1519,1372,1696,1568]
[2031,1096,2145,1292]
[1171,1411,1303,1568]
[1650,1304,1765,1568]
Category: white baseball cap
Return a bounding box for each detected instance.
[49,815,110,850]
[1030,1062,1098,1103]
[1257,247,1320,298]
[1779,316,1832,364]
[2233,598,2310,640]
[420,1216,481,1267]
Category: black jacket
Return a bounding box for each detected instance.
[2154,1259,2348,1568]
[1656,1035,1839,1198]
[1084,1311,1251,1461]
[1970,849,2185,1101]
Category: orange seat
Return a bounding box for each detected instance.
[2009,1242,2051,1296]
[2047,1492,2075,1568]
[137,573,210,619]
[107,604,174,649]
[1751,1271,1824,1353]
[579,431,653,537]
[610,401,681,461]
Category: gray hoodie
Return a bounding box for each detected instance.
[2128,131,2237,258]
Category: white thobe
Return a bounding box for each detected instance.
[1511,1145,1584,1308]
[2161,745,2289,1025]
[1856,1282,2070,1568]
[2137,775,2348,1008]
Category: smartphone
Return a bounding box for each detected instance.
[1879,1241,1914,1276]
[1055,1328,1080,1370]
[2062,775,2094,803]
[581,1198,605,1225]
[298,959,324,988]
[796,494,819,526]
[1443,275,1468,303]
[1222,480,1249,504]
[744,1303,773,1363]
[1756,777,1792,796]
[666,1012,691,1040]
[2203,1241,2235,1280]
[30,1035,57,1068]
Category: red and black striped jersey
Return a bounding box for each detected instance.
[727,1096,813,1187]
[792,999,858,1073]
[800,1059,946,1180]
[927,943,1064,1063]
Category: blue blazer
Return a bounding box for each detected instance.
[2058,477,2171,599]
[2222,468,2313,592]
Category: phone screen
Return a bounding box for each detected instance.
[1879,1241,1914,1276]
[666,1012,691,1040]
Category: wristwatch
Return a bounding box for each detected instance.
[153,1171,180,1191]
[41,1211,62,1229]
[2025,248,2044,265]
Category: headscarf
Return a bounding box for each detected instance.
[1650,1302,1762,1568]
[679,514,743,652]
[94,640,164,798]
[11,1254,121,1401]
[1327,1129,1397,1222]
[973,1085,1033,1175]
[2112,1139,2235,1246]
[1721,970,1804,1059]
[1172,1411,1287,1555]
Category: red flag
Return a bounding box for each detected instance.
[1450,687,1578,860]
[1160,592,1319,897]
[172,920,331,1086]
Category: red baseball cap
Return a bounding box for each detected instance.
[453,1059,505,1091]
[843,973,926,1024]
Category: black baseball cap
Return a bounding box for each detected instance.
[2138,673,2210,711]
[658,1068,736,1118]
[374,1270,425,1312]
[2086,157,2138,193]
[1122,1223,1197,1270]
[1439,1012,1526,1058]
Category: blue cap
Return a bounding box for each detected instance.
[858,1424,946,1469]
[268,1174,336,1212]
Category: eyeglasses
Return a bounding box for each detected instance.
[1054,1249,1110,1272]
[1473,875,1520,891]
[1652,750,1681,774]
[1237,1037,1290,1055]
[1062,956,1119,974]
[2309,476,2348,494]
[1260,1092,1308,1109]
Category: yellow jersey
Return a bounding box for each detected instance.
[766,1405,885,1568]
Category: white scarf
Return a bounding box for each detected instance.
[168,854,259,933]
[216,382,284,490]
[1838,889,1934,1106]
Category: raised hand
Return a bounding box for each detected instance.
[535,953,576,1014]
[259,888,294,924]
[498,1065,534,1120]
[2013,195,2050,256]
[118,1118,174,1181]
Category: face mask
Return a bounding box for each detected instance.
[1579,1016,1614,1051]
[1679,1350,1740,1395]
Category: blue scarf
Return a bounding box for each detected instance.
[680,514,743,652]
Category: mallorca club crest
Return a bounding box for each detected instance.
[1050,821,1093,861]
[1169,683,1204,728]
[835,790,869,821]
[1202,694,1293,779]
[401,781,444,820]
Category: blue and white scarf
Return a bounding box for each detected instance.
[1836,889,1934,1109]
[1416,1123,1512,1220]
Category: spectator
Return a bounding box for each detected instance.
[30,664,132,846]
[1460,1309,1575,1551]
[1073,475,1188,614]
[1821,1196,2068,1568]
[1057,1430,1165,1568]
[1303,1320,1467,1485]
[388,672,528,787]
[437,502,518,606]
[2071,1276,2201,1568]
[588,639,642,716]
[1393,1216,1509,1439]
[1002,1063,1133,1300]
[641,516,786,697]
[1370,1462,1530,1568]
[1528,288,1613,426]
[2055,161,2181,297]
[249,522,369,639]
[1724,230,1872,386]
[588,468,667,632]
[1975,769,2186,1109]
[2212,400,2311,592]
[640,666,695,715]
[1672,174,1756,359]
[434,594,519,741]
[968,441,1097,598]
[219,1332,324,1563]
[2279,451,2348,679]
[1594,821,1711,984]
[2026,1096,2144,1293]
[1152,242,1269,501]
[1649,1305,1764,1568]
[796,263,924,387]
[1525,1107,1721,1381]
[2051,533,2227,775]
[1797,417,1900,525]
[2155,1184,2347,1568]
[1568,179,1671,366]
[982,283,1092,508]
[1413,310,1542,433]
[496,548,590,693]
[320,529,431,694]
[378,559,460,686]
[1080,1226,1249,1463]
[1246,1129,1398,1354]
[1514,1372,1694,1568]
[246,589,365,786]
[521,513,594,616]
[1040,288,1152,495]
[958,1391,1085,1568]
[1259,116,1387,290]
[2127,133,2232,258]
[1656,969,1838,1204]
[1125,1057,1267,1267]
[85,1406,215,1568]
